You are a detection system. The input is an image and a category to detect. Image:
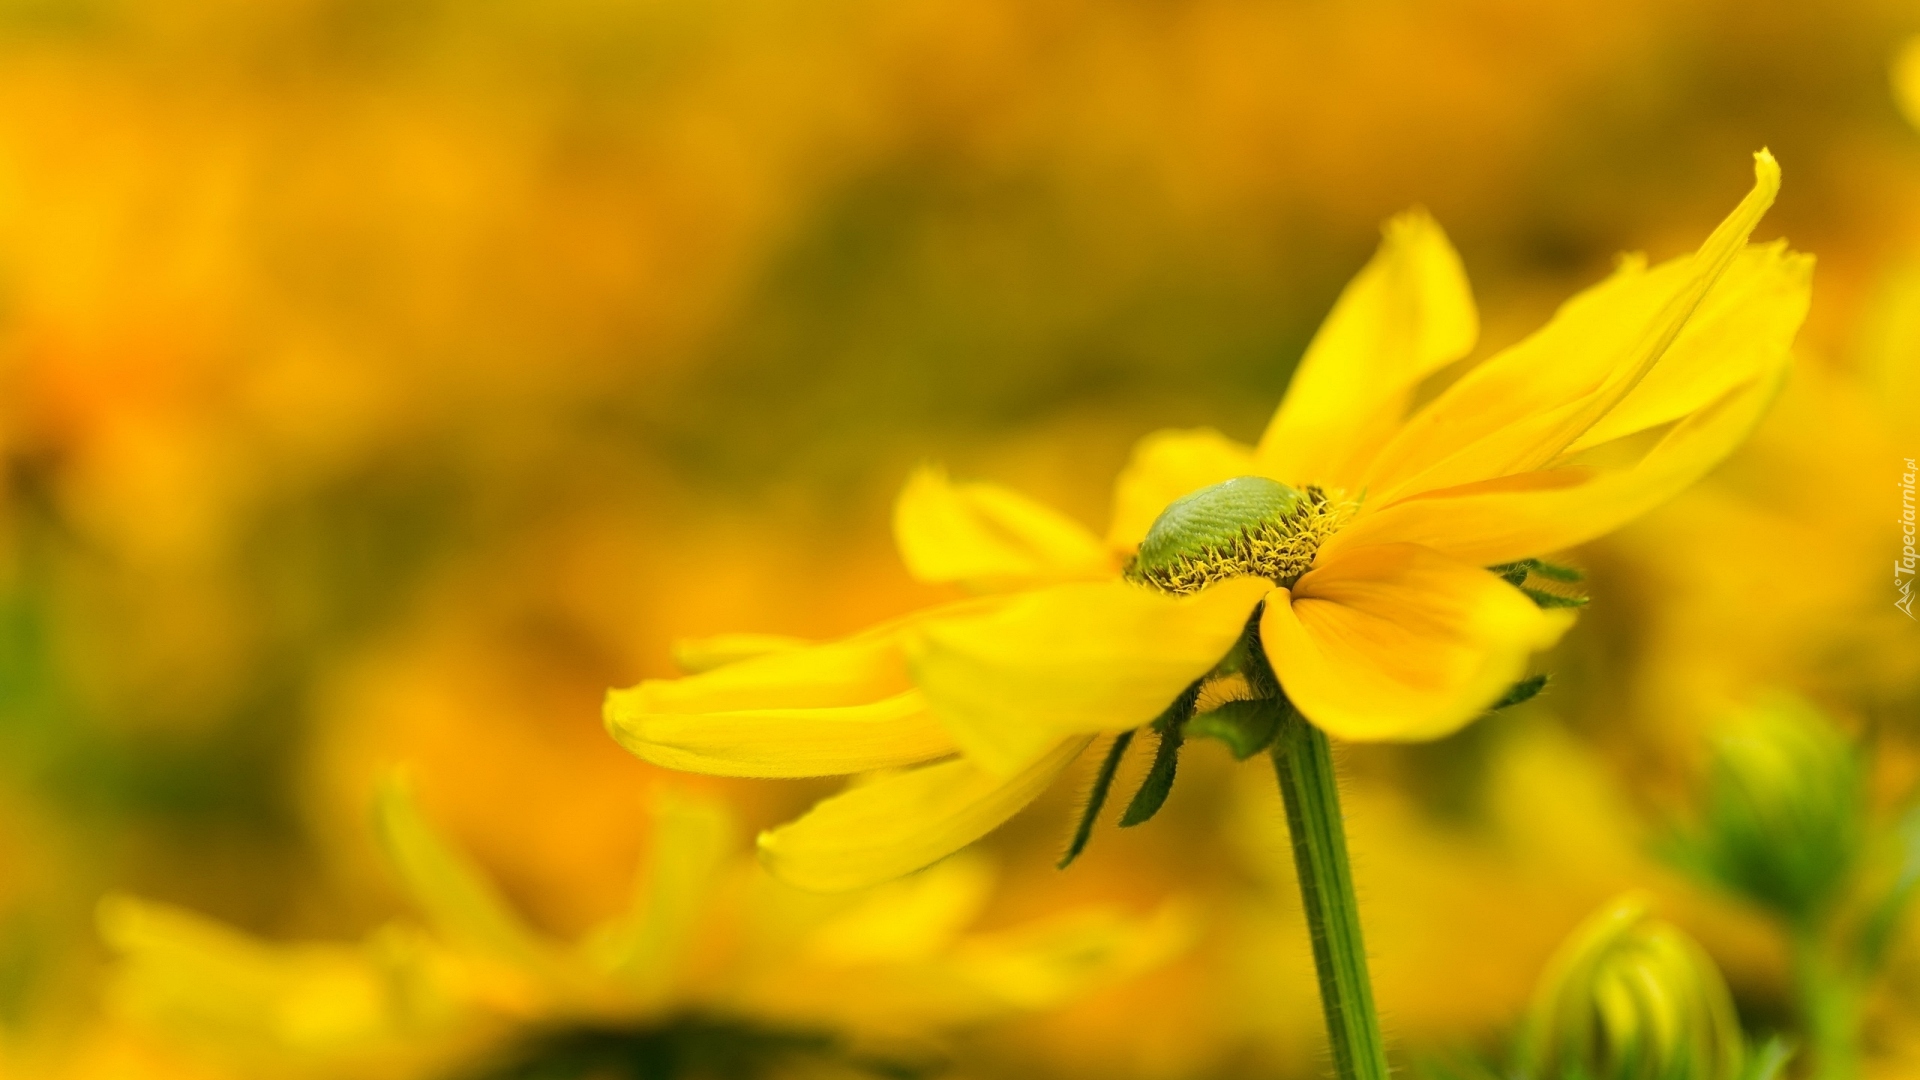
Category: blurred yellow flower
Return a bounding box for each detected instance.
[607,151,1809,892]
[1896,36,1920,133]
[98,779,1191,1078]
[1519,895,1750,1080]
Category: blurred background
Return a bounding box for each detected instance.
[0,0,1917,1076]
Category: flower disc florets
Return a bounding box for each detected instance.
[1125,476,1352,595]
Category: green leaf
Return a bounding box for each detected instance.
[1188,699,1282,760]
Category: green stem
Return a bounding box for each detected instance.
[1270,703,1389,1080]
[1791,926,1861,1080]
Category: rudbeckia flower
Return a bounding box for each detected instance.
[98,779,1191,1079]
[608,152,1811,893]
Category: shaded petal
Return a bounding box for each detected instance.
[1363,151,1782,502]
[1106,427,1257,550]
[1256,209,1477,490]
[905,577,1273,775]
[894,464,1112,589]
[1262,544,1573,742]
[606,689,960,778]
[1321,363,1789,566]
[758,737,1092,892]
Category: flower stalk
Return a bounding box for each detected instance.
[1270,702,1389,1080]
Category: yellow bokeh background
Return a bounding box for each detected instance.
[0,1,1916,1076]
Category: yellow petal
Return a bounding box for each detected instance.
[1896,35,1920,133]
[98,895,398,1052]
[952,898,1197,1011]
[1105,427,1257,550]
[1565,242,1811,453]
[671,633,810,674]
[632,628,911,714]
[758,737,1091,892]
[583,790,735,1003]
[1363,151,1782,503]
[375,773,553,970]
[607,688,960,777]
[1256,209,1477,490]
[806,853,996,964]
[1322,363,1789,567]
[1262,544,1573,742]
[894,464,1112,588]
[904,577,1273,775]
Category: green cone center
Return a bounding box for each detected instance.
[1126,476,1346,595]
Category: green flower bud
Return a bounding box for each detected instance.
[1679,697,1864,926]
[1126,476,1351,595]
[1520,896,1745,1080]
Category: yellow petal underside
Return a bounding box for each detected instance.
[608,622,970,777]
[1262,543,1573,742]
[905,577,1272,775]
[894,464,1112,589]
[633,628,913,714]
[1105,427,1257,550]
[758,737,1091,892]
[1322,359,1790,567]
[1256,208,1477,491]
[608,689,960,777]
[1361,151,1781,504]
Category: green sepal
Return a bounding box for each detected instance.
[1058,730,1135,869]
[1519,585,1588,609]
[1491,562,1531,587]
[1490,674,1548,711]
[1120,685,1198,828]
[1490,557,1585,585]
[1189,699,1283,760]
[1523,558,1584,583]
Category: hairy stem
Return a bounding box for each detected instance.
[1270,703,1389,1080]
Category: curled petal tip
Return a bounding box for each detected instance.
[1753,147,1780,189]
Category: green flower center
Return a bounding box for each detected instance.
[1125,476,1350,595]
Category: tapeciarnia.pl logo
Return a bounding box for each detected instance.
[1900,456,1917,619]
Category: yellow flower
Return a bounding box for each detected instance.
[1519,895,1748,1080]
[607,152,1811,892]
[98,778,1191,1078]
[1896,36,1920,133]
